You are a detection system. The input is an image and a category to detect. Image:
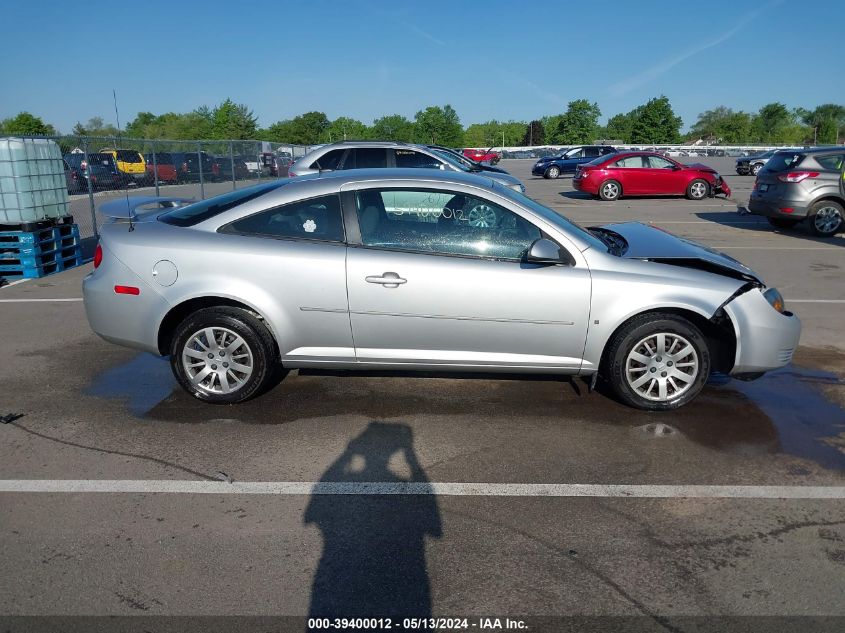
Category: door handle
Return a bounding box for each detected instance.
[365,272,407,288]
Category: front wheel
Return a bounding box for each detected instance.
[599,180,621,201]
[604,313,710,410]
[545,166,560,179]
[751,163,763,176]
[686,179,710,200]
[807,201,844,237]
[170,306,277,404]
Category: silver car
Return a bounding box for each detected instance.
[288,141,526,193]
[83,169,801,411]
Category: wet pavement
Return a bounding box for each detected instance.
[2,160,845,628]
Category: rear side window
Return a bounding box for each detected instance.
[159,181,287,227]
[584,147,600,157]
[764,152,805,172]
[614,156,646,168]
[311,149,344,170]
[222,194,344,242]
[348,148,388,169]
[815,154,845,171]
[394,150,442,169]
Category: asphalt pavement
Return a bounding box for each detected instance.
[1,158,844,632]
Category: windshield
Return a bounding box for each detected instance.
[434,150,472,172]
[493,182,608,252]
[115,150,142,163]
[159,181,287,227]
[431,148,476,170]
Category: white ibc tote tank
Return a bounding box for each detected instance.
[0,137,70,224]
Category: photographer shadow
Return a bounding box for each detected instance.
[305,422,441,621]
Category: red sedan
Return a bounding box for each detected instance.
[573,151,731,201]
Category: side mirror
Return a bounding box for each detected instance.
[526,238,563,264]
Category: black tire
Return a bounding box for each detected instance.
[599,179,622,201]
[603,313,711,411]
[751,163,763,176]
[767,217,800,229]
[686,179,710,200]
[807,200,845,237]
[170,306,277,404]
[545,165,560,179]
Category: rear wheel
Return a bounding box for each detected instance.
[767,217,800,229]
[686,179,710,200]
[170,306,276,404]
[604,313,710,411]
[599,180,621,201]
[545,165,560,179]
[807,201,844,237]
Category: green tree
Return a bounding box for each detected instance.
[324,117,368,142]
[796,104,845,144]
[522,120,545,146]
[70,116,120,138]
[630,96,682,144]
[265,111,329,145]
[555,99,601,144]
[413,105,463,146]
[1,111,56,135]
[211,99,258,140]
[604,112,636,142]
[752,102,795,143]
[690,107,753,143]
[125,112,157,138]
[370,114,415,142]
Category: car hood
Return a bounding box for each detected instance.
[593,222,762,283]
[684,162,717,173]
[482,170,522,187]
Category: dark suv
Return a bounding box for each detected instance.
[531,145,618,179]
[749,148,845,237]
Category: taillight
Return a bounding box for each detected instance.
[93,244,103,269]
[777,171,819,183]
[288,171,296,177]
[114,285,140,295]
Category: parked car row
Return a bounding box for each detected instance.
[63,149,291,194]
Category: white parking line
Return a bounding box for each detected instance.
[0,298,83,303]
[1,297,842,305]
[0,278,30,288]
[1,480,844,499]
[717,246,840,250]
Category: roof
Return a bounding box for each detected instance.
[296,167,499,189]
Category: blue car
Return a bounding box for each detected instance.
[531,145,618,179]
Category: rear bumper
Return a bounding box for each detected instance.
[748,194,810,218]
[573,177,598,195]
[724,288,801,375]
[83,251,170,355]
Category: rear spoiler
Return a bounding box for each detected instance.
[99,196,193,219]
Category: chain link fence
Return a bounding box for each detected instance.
[4,135,317,240]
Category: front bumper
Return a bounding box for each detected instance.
[531,164,549,176]
[724,288,801,375]
[735,164,750,175]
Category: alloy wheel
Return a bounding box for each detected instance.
[814,206,843,234]
[181,326,254,394]
[602,182,619,199]
[625,332,699,402]
[690,182,708,199]
[467,204,498,228]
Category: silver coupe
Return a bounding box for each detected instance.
[83,169,801,410]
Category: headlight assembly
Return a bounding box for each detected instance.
[763,287,785,313]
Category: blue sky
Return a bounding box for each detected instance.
[1,0,843,133]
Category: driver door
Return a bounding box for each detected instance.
[343,186,592,370]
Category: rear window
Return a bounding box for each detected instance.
[115,150,143,163]
[150,152,173,163]
[159,181,287,227]
[763,152,805,172]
